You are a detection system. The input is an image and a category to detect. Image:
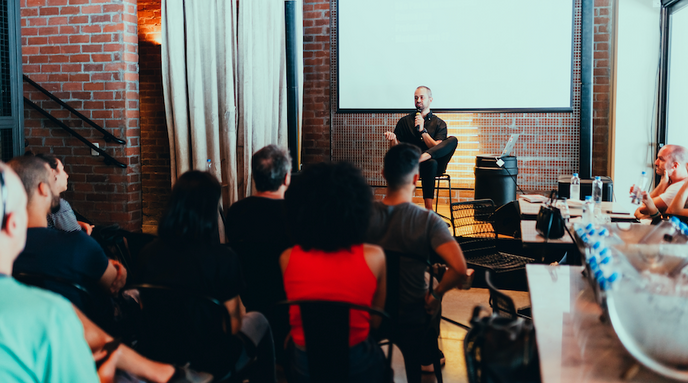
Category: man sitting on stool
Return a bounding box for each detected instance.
[384,86,458,210]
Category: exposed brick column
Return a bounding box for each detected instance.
[593,0,613,176]
[301,0,331,165]
[20,0,142,231]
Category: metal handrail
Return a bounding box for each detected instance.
[22,75,126,145]
[24,98,127,168]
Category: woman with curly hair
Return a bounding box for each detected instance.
[280,162,386,382]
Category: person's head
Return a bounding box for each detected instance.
[158,170,222,243]
[0,163,29,269]
[34,153,69,194]
[414,86,433,113]
[383,143,421,191]
[7,155,58,217]
[285,162,372,252]
[655,145,688,178]
[252,145,292,193]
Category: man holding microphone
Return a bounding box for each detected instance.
[384,86,457,210]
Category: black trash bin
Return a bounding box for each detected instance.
[474,155,518,207]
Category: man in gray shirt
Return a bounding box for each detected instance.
[366,143,471,375]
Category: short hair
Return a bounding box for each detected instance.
[34,153,61,170]
[7,156,51,205]
[285,162,372,252]
[416,86,432,98]
[158,170,222,243]
[664,145,688,165]
[383,143,421,190]
[252,145,292,192]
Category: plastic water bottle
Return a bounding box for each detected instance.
[570,173,581,201]
[639,216,684,245]
[593,176,603,204]
[582,196,594,224]
[207,159,212,171]
[556,198,571,224]
[630,171,649,205]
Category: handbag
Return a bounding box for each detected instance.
[464,306,541,383]
[535,190,565,239]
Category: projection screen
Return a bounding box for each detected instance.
[337,0,575,112]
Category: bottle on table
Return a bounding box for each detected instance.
[630,171,649,205]
[556,198,571,224]
[207,159,212,171]
[570,173,581,201]
[582,196,594,224]
[593,176,603,204]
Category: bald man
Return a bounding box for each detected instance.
[635,145,688,219]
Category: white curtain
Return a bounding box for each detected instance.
[237,0,289,197]
[162,0,295,203]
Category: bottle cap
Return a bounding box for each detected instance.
[670,216,681,225]
[599,248,610,257]
[598,228,608,236]
[585,196,593,201]
[593,241,601,250]
[595,176,601,180]
[608,272,620,283]
[641,171,646,175]
[573,173,578,177]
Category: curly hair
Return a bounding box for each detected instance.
[383,143,421,190]
[252,145,291,192]
[285,162,372,252]
[158,170,221,243]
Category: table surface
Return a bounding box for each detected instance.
[518,198,636,221]
[527,264,678,383]
[520,220,574,245]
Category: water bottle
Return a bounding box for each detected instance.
[582,196,594,224]
[630,171,649,205]
[207,159,212,171]
[639,216,684,245]
[592,176,603,204]
[556,198,571,224]
[570,173,581,201]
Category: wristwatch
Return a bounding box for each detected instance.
[420,129,428,137]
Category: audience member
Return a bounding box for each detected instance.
[137,170,276,382]
[0,162,211,383]
[9,155,127,330]
[225,144,292,361]
[634,144,688,219]
[366,143,471,377]
[281,162,387,383]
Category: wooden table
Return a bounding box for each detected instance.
[527,264,678,383]
[518,198,637,222]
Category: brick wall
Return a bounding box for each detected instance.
[137,0,169,229]
[301,0,614,198]
[21,0,141,231]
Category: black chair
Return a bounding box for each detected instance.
[14,272,93,304]
[129,284,253,382]
[382,250,443,383]
[277,300,392,383]
[450,199,535,290]
[485,271,531,320]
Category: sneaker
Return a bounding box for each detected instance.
[167,364,213,383]
[421,350,446,373]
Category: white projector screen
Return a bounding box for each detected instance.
[337,0,575,112]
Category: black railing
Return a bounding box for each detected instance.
[22,75,127,168]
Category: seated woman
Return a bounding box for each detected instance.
[280,162,387,382]
[137,170,276,382]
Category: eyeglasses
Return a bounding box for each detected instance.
[0,170,6,229]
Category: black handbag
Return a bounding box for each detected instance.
[535,191,565,239]
[464,306,541,383]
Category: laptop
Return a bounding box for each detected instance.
[501,134,520,157]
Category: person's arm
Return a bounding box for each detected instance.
[424,240,472,315]
[77,221,94,235]
[650,172,671,198]
[223,296,243,335]
[98,260,127,296]
[419,117,446,149]
[73,306,176,383]
[666,180,688,216]
[383,131,399,147]
[363,244,386,329]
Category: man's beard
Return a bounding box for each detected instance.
[50,195,61,214]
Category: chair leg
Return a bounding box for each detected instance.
[435,176,440,212]
[447,175,455,233]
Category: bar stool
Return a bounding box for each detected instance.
[434,173,454,231]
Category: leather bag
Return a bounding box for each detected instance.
[535,191,565,239]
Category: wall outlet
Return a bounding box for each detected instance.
[91,142,99,156]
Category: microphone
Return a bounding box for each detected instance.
[415,108,421,131]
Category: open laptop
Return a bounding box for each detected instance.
[500,133,520,157]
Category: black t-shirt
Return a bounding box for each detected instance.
[394,111,448,152]
[137,239,245,303]
[225,196,291,312]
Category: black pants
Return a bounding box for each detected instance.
[419,136,458,199]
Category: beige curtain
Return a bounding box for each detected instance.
[237,0,289,197]
[162,0,238,204]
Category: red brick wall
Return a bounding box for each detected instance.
[20,0,141,231]
[138,0,169,228]
[301,0,614,194]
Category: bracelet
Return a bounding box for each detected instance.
[650,210,661,219]
[430,290,442,301]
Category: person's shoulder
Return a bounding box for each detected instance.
[1,278,74,314]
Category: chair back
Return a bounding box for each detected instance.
[485,271,517,320]
[129,284,239,380]
[383,250,434,325]
[277,300,390,383]
[450,200,499,256]
[14,272,98,315]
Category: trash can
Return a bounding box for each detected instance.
[474,155,518,207]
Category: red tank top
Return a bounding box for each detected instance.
[283,244,378,347]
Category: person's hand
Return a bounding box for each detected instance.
[78,221,94,235]
[424,290,442,316]
[383,131,396,141]
[94,343,122,383]
[641,191,658,213]
[415,113,425,131]
[110,260,128,295]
